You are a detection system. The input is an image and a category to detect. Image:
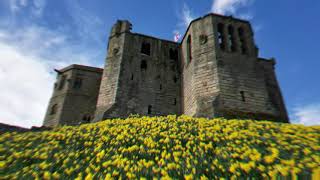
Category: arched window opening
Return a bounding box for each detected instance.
[174,98,177,105]
[217,23,225,50]
[169,48,178,61]
[159,84,162,90]
[73,77,83,89]
[238,27,247,54]
[148,105,152,115]
[131,73,134,80]
[140,60,147,71]
[186,35,192,64]
[50,104,58,115]
[240,91,246,102]
[141,42,151,55]
[58,75,66,90]
[228,25,236,52]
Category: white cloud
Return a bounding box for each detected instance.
[0,24,98,128]
[173,3,195,42]
[211,0,253,15]
[0,0,106,128]
[292,104,320,126]
[0,43,54,128]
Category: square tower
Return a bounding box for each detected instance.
[43,65,103,127]
[94,20,181,121]
[180,14,288,122]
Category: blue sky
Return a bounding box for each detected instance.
[0,0,319,127]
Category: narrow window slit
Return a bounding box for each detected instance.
[240,91,246,102]
[186,35,192,63]
[148,105,152,114]
[238,27,247,54]
[217,23,225,50]
[140,60,147,71]
[228,25,236,52]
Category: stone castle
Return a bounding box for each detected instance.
[43,13,289,127]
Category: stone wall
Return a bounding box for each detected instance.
[181,15,220,118]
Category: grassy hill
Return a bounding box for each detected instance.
[0,115,319,179]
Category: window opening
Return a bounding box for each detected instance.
[141,42,151,55]
[140,60,147,71]
[240,91,246,102]
[58,75,66,90]
[173,76,177,83]
[169,48,178,61]
[82,115,91,123]
[238,27,247,54]
[217,23,225,50]
[50,104,58,115]
[148,105,152,114]
[186,35,192,63]
[228,25,236,52]
[73,77,83,89]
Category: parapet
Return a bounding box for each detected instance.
[54,64,103,74]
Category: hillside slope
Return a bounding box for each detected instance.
[0,115,319,179]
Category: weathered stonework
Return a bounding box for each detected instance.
[43,65,103,127]
[43,13,289,127]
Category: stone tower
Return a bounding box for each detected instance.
[43,65,103,127]
[180,14,288,122]
[94,20,181,121]
[43,13,289,127]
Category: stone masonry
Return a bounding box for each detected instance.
[43,13,289,127]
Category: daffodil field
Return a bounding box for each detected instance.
[0,115,319,179]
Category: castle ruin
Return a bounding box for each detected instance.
[43,13,289,127]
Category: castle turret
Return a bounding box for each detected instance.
[43,65,103,127]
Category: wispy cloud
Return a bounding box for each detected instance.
[173,1,256,41]
[291,103,320,126]
[0,1,105,128]
[32,0,46,17]
[8,0,46,16]
[181,3,194,28]
[9,0,27,13]
[173,3,195,42]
